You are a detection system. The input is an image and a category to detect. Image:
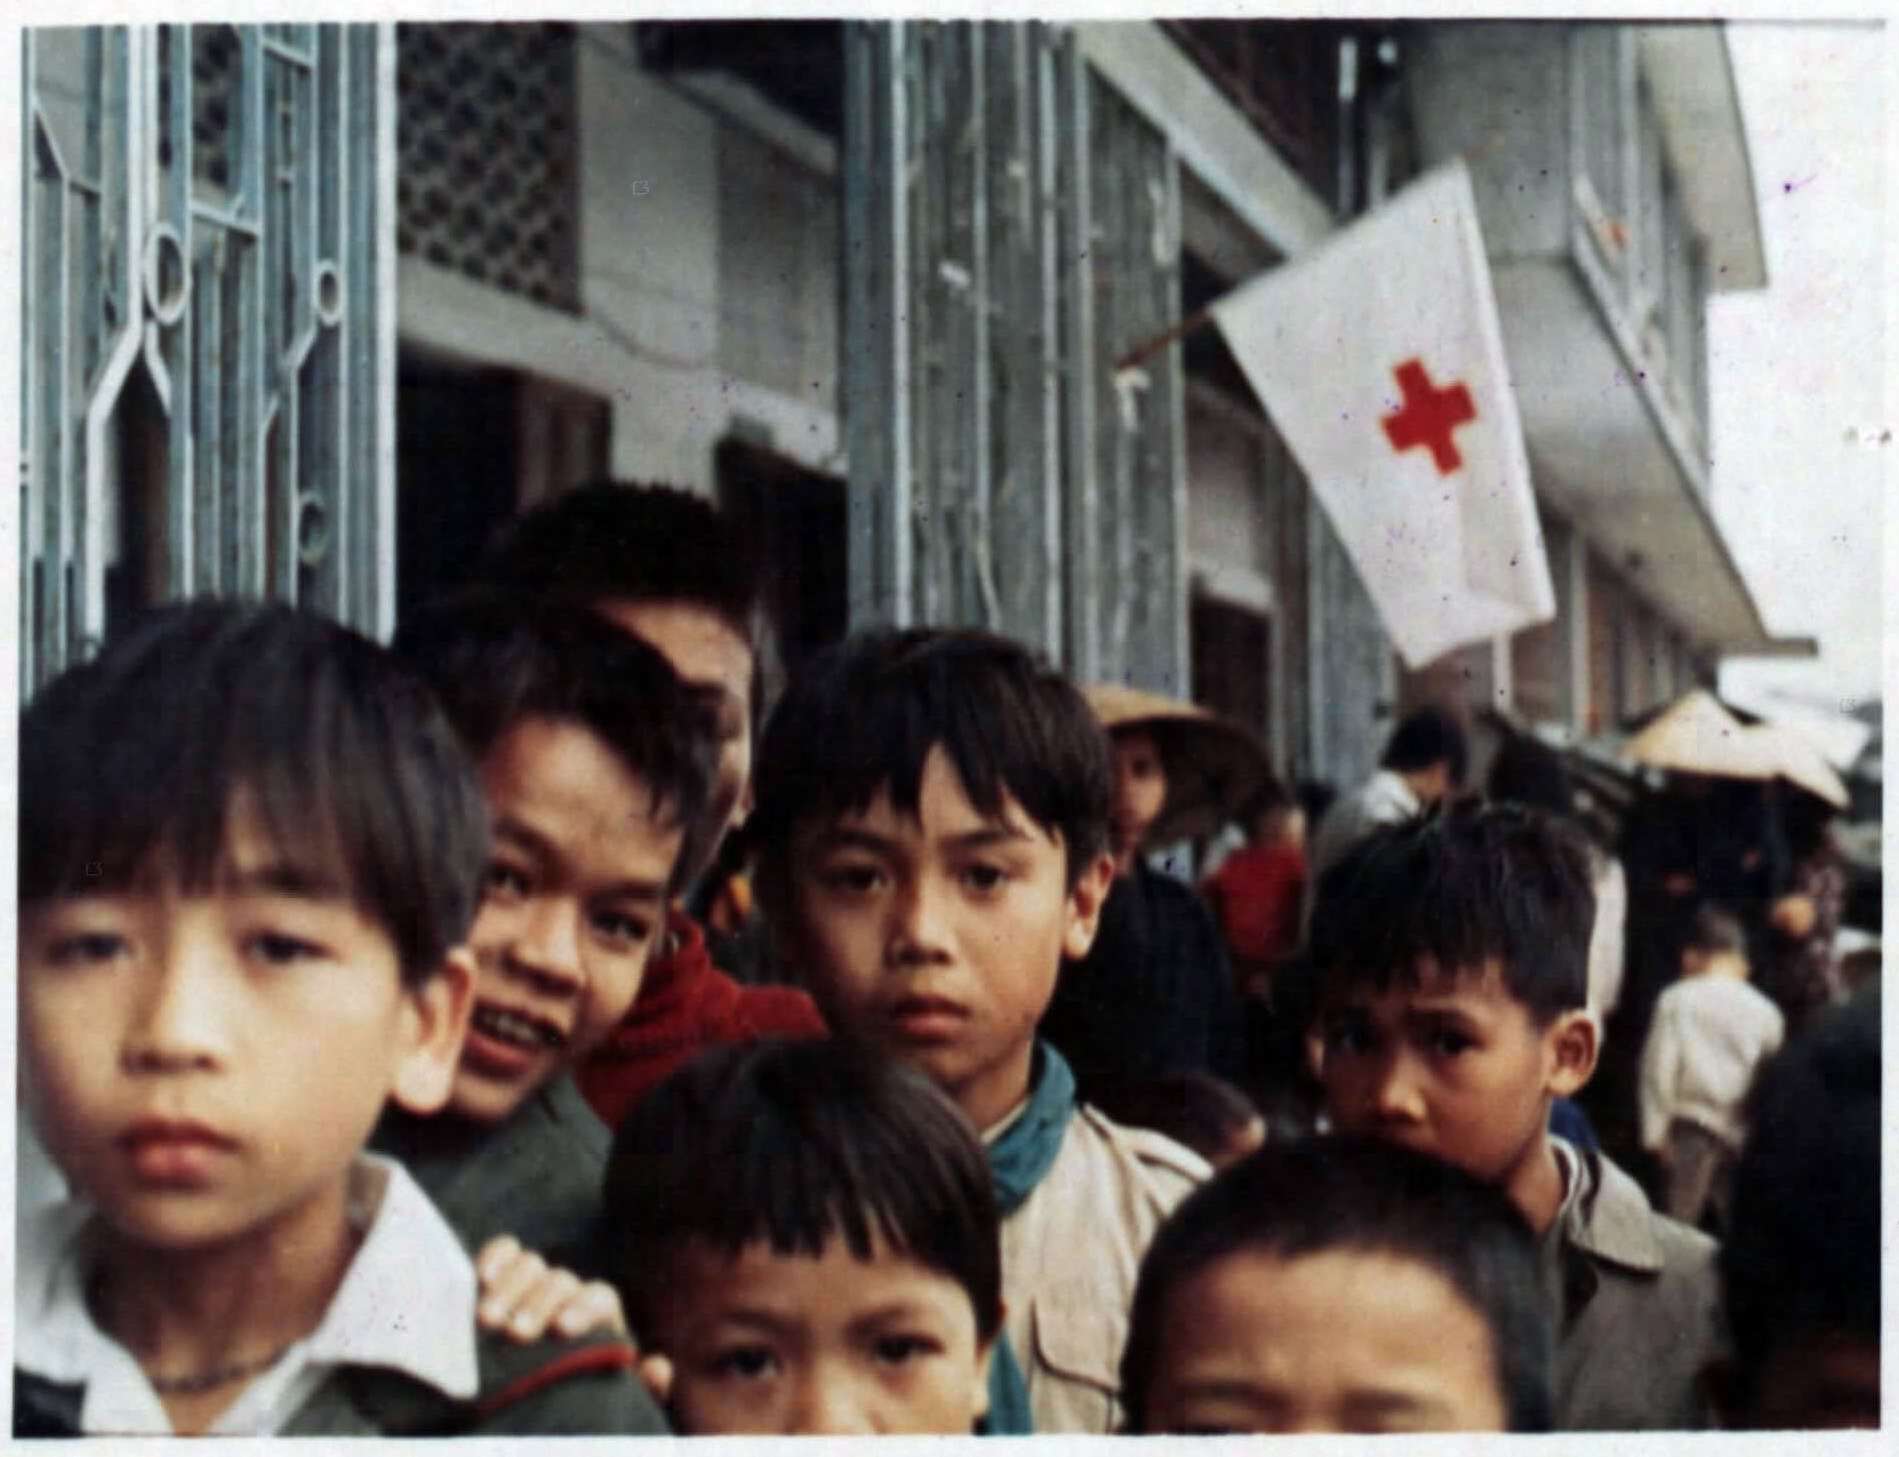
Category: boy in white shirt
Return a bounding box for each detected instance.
[1639,906,1785,1228]
[15,602,662,1436]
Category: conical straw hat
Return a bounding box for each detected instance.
[1738,721,1850,809]
[1083,683,1272,845]
[1622,690,1769,781]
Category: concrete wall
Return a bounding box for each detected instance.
[398,25,843,496]
[1406,22,1572,261]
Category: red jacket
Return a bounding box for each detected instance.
[577,907,827,1131]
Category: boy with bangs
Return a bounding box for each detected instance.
[1121,1136,1552,1435]
[601,1039,1002,1435]
[374,593,717,1261]
[15,601,660,1435]
[748,628,1209,1435]
[1306,802,1724,1430]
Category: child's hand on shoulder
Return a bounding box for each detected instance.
[475,1236,673,1403]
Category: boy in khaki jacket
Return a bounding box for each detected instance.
[1308,803,1724,1431]
[750,629,1208,1435]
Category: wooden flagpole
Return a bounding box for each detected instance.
[1113,305,1219,373]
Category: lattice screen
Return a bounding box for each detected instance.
[396,22,580,311]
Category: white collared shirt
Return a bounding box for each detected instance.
[16,1154,480,1435]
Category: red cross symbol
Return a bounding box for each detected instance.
[1381,358,1476,474]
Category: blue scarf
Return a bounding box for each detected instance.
[979,1043,1079,1436]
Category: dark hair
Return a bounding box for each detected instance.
[1120,1135,1551,1433]
[1381,706,1469,788]
[1685,904,1748,958]
[1307,802,1595,1024]
[602,1038,1004,1344]
[1485,735,1574,817]
[1722,992,1880,1384]
[478,480,772,726]
[394,592,718,886]
[1090,1072,1261,1167]
[751,628,1112,895]
[1235,779,1294,832]
[19,600,488,985]
[1296,778,1337,829]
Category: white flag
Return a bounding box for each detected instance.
[1206,161,1554,669]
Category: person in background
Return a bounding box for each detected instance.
[1088,1072,1267,1173]
[1202,780,1307,1003]
[475,482,825,1128]
[1305,706,1467,899]
[1038,691,1248,1106]
[1638,906,1784,1230]
[1762,785,1848,1036]
[1120,1137,1552,1435]
[1707,992,1878,1429]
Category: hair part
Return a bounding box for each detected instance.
[20,600,489,986]
[1307,802,1596,1024]
[1120,1135,1552,1433]
[750,628,1113,901]
[602,1038,1004,1343]
[394,591,719,887]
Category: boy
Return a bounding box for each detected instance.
[15,602,659,1435]
[1121,1136,1552,1434]
[374,593,716,1259]
[477,481,825,1125]
[600,1039,1001,1434]
[1708,991,1879,1429]
[749,628,1209,1434]
[1639,905,1785,1227]
[1307,802,1724,1430]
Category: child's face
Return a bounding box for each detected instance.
[19,798,467,1251]
[1142,1246,1508,1434]
[647,1234,995,1434]
[1109,729,1168,869]
[599,598,756,848]
[454,716,681,1124]
[788,746,1113,1130]
[1318,959,1591,1197]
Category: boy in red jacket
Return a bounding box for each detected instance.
[477,483,824,1130]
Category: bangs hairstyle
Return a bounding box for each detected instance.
[19,600,488,985]
[394,592,719,883]
[477,480,773,725]
[1307,801,1595,1024]
[602,1038,1004,1342]
[751,628,1112,895]
[1120,1136,1552,1434]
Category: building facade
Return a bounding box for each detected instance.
[19,18,1806,791]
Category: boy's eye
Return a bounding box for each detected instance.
[1322,1015,1373,1055]
[1427,1026,1477,1057]
[871,1333,939,1366]
[709,1345,779,1381]
[42,931,131,969]
[592,910,654,950]
[247,932,327,967]
[819,862,886,895]
[958,863,1009,893]
[484,863,530,900]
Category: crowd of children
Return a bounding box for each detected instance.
[14,482,1881,1436]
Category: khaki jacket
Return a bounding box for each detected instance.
[1549,1141,1726,1430]
[998,1104,1208,1434]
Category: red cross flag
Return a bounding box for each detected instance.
[1205,160,1554,668]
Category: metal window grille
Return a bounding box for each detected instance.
[842,21,1188,694]
[396,22,580,313]
[20,23,396,694]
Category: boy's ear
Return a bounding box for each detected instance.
[1543,1008,1599,1100]
[1061,852,1118,959]
[391,945,477,1115]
